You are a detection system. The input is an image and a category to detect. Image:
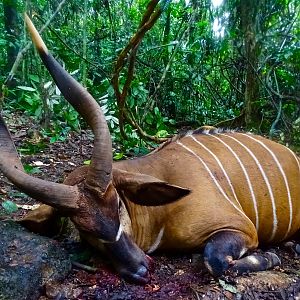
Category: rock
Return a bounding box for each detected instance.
[0,220,71,300]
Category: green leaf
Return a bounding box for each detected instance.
[23,164,42,174]
[113,152,124,160]
[156,130,169,138]
[17,86,36,92]
[218,279,237,294]
[107,85,115,97]
[1,200,18,214]
[83,160,91,165]
[50,136,58,143]
[29,74,40,83]
[0,38,6,46]
[8,191,26,198]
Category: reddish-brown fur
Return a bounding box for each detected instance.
[62,129,300,253]
[1,15,299,283]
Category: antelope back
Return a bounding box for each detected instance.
[176,130,300,243]
[115,129,300,249]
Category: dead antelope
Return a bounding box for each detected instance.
[0,14,300,284]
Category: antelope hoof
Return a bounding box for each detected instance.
[264,251,281,268]
[228,251,281,275]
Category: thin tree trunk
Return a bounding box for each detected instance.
[238,0,261,128]
[3,0,19,85]
[81,0,88,87]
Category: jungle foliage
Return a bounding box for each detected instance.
[0,0,300,155]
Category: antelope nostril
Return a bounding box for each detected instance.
[126,265,150,284]
[136,265,148,278]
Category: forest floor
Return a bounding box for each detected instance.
[1,114,300,299]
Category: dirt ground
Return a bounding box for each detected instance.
[1,114,300,299]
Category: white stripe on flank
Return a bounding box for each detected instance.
[208,134,259,231]
[147,227,165,254]
[176,140,250,220]
[222,134,278,241]
[287,147,300,174]
[189,135,242,210]
[241,134,293,240]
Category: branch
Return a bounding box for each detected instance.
[264,10,300,104]
[237,47,290,132]
[148,21,190,108]
[111,0,169,142]
[35,15,109,79]
[266,66,300,103]
[220,67,244,97]
[125,107,168,143]
[214,110,246,128]
[140,19,191,124]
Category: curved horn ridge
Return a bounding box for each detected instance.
[2,167,80,211]
[0,114,24,172]
[24,13,112,192]
[0,114,79,211]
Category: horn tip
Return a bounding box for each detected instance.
[24,12,48,55]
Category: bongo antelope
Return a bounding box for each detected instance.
[0,14,299,283]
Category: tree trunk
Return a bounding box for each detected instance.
[238,0,261,128]
[3,0,19,73]
[81,0,88,87]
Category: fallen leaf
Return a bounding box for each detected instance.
[2,200,18,213]
[218,279,237,294]
[32,161,46,166]
[144,284,160,292]
[16,204,40,210]
[0,188,7,194]
[175,269,185,276]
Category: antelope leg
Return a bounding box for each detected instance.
[229,251,281,275]
[203,231,280,276]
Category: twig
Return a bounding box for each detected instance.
[145,19,191,116]
[72,261,97,273]
[125,107,168,143]
[266,67,300,104]
[34,16,109,79]
[214,110,246,129]
[3,0,67,86]
[220,68,244,97]
[111,0,169,142]
[265,10,300,105]
[269,70,283,136]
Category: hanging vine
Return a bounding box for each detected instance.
[111,0,171,143]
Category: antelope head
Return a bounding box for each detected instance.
[0,14,190,283]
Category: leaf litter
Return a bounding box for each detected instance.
[0,115,300,299]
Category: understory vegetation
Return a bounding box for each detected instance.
[1,0,300,157]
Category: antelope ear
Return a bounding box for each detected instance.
[112,169,191,206]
